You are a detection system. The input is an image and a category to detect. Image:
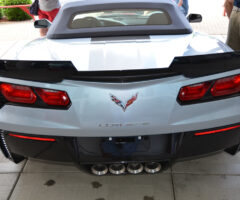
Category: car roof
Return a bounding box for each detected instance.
[47,0,192,39]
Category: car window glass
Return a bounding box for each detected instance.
[69,9,171,29]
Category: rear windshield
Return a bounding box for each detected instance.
[69,9,171,29]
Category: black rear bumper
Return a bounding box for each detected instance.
[1,123,240,165]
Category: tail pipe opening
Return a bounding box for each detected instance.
[109,164,126,175]
[127,163,144,174]
[91,164,108,176]
[144,162,162,174]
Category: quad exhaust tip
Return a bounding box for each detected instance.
[91,162,162,175]
[127,163,144,174]
[91,164,108,176]
[109,164,126,175]
[144,162,162,174]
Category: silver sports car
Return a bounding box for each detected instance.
[0,0,240,175]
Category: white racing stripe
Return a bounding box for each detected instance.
[71,34,193,71]
[3,34,193,71]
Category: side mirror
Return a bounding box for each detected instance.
[187,14,202,23]
[34,19,52,28]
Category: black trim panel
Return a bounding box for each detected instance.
[1,52,240,83]
[171,51,240,78]
[0,60,77,83]
[50,28,192,39]
[2,123,240,164]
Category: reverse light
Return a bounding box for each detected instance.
[211,75,240,97]
[178,82,211,101]
[36,88,70,106]
[9,133,56,142]
[1,83,37,104]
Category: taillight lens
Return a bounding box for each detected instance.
[0,83,70,108]
[178,74,240,103]
[211,75,240,96]
[178,82,211,101]
[1,83,36,104]
[36,88,70,106]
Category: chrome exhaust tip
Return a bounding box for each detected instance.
[109,164,126,175]
[91,164,108,176]
[127,163,143,174]
[144,162,161,174]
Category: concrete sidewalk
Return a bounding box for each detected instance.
[189,0,229,35]
[2,152,240,200]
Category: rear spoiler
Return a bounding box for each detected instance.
[0,52,240,83]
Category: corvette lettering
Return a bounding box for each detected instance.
[98,122,150,128]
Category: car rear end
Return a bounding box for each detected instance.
[1,52,240,174]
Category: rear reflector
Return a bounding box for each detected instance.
[195,124,240,136]
[211,75,240,97]
[9,133,56,142]
[1,83,37,104]
[35,88,70,106]
[178,82,211,101]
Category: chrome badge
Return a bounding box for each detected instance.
[110,93,138,112]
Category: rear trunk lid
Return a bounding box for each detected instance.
[9,34,193,71]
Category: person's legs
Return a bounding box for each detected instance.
[226,10,240,50]
[182,0,189,15]
[174,0,188,16]
[37,8,60,36]
[38,9,49,37]
[237,11,240,50]
[179,6,187,16]
[39,28,48,37]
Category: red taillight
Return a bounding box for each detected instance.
[178,82,211,101]
[36,88,70,106]
[0,83,70,108]
[211,75,240,97]
[1,83,37,104]
[9,133,56,142]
